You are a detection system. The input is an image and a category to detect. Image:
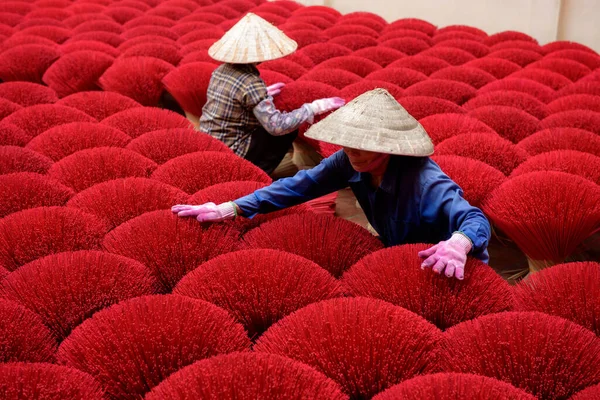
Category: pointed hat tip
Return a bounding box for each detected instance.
[223,12,270,33]
[349,87,395,103]
[239,12,259,22]
[344,88,402,111]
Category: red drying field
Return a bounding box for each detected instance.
[0,206,107,272]
[57,295,251,399]
[572,384,600,400]
[1,2,600,398]
[67,177,189,230]
[189,180,312,232]
[435,312,600,399]
[510,150,600,184]
[126,128,232,164]
[47,147,158,192]
[0,363,105,400]
[0,251,159,340]
[341,244,512,330]
[254,297,442,399]
[102,209,240,291]
[373,373,535,400]
[57,91,141,121]
[482,171,600,267]
[434,131,529,175]
[0,172,74,218]
[419,113,496,143]
[151,151,272,194]
[242,213,384,277]
[100,107,192,138]
[0,299,57,363]
[146,352,348,400]
[174,249,343,337]
[431,155,506,207]
[513,261,600,336]
[26,122,132,161]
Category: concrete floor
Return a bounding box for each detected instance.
[335,187,371,230]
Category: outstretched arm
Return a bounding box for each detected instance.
[234,151,351,217]
[172,151,354,221]
[253,96,315,136]
[253,94,345,137]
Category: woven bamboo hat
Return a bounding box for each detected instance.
[304,89,434,156]
[208,13,298,64]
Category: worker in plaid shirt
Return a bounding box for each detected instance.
[200,13,344,174]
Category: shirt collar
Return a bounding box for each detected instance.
[348,171,361,183]
[230,63,258,74]
[347,156,398,194]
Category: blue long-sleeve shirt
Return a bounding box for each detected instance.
[235,150,492,262]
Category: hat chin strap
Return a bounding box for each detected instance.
[352,153,390,173]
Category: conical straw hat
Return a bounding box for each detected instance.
[304,89,435,157]
[209,13,298,64]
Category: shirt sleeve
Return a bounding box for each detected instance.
[234,151,352,218]
[419,174,492,257]
[253,96,315,136]
[241,79,268,109]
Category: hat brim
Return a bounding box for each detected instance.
[208,45,297,64]
[304,89,435,157]
[305,126,434,156]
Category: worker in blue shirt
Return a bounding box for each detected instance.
[172,89,492,280]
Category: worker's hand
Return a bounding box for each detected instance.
[266,82,285,97]
[171,202,236,223]
[418,233,473,280]
[309,97,346,115]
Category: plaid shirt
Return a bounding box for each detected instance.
[199,63,268,157]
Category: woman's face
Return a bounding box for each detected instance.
[343,147,389,173]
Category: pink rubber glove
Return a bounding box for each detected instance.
[418,233,473,280]
[171,202,236,222]
[308,97,346,115]
[267,82,285,97]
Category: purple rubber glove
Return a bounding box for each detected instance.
[171,202,236,222]
[418,233,473,280]
[308,97,346,115]
[266,82,285,97]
